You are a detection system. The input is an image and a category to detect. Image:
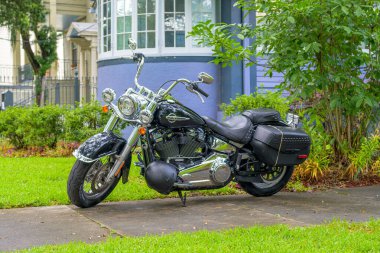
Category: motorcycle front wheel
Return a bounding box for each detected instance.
[67,155,120,208]
[238,165,294,197]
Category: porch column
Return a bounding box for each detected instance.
[63,35,72,78]
[90,40,98,98]
[49,0,57,78]
[12,32,21,84]
[79,48,87,101]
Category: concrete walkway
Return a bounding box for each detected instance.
[1,185,379,251]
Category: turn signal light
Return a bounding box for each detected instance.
[298,154,308,159]
[102,105,109,113]
[138,127,147,135]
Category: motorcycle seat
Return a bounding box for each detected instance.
[242,108,282,124]
[202,115,254,144]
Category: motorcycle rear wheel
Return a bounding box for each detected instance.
[67,156,120,208]
[238,165,294,197]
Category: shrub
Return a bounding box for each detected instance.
[220,89,289,118]
[26,105,65,148]
[0,105,64,148]
[0,107,29,148]
[63,101,110,142]
[286,180,311,192]
[0,101,125,150]
[293,111,333,181]
[346,134,380,179]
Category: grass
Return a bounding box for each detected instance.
[0,157,241,209]
[18,220,380,253]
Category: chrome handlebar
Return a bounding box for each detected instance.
[121,53,211,104]
[119,54,145,90]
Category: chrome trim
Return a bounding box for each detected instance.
[73,149,118,163]
[73,149,98,163]
[211,137,236,152]
[160,79,191,98]
[187,179,211,184]
[179,153,225,176]
[102,88,116,103]
[139,109,154,125]
[134,54,144,89]
[104,114,118,132]
[166,113,190,123]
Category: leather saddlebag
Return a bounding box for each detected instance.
[250,125,311,166]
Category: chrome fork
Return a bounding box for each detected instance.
[105,127,139,181]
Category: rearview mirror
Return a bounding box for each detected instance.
[198,72,214,85]
[128,38,137,50]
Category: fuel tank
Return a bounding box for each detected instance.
[154,101,205,128]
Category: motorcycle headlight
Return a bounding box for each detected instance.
[118,95,137,116]
[102,88,116,103]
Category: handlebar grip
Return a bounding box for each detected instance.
[193,84,209,98]
[133,53,145,62]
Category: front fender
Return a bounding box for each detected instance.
[73,132,126,163]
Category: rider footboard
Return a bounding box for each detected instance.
[250,125,311,166]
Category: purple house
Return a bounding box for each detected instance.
[97,0,282,120]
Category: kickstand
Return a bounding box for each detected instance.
[177,190,187,207]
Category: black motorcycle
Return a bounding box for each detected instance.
[67,40,311,208]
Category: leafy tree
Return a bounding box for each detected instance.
[189,0,380,164]
[0,0,57,105]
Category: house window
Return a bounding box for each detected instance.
[116,0,132,50]
[137,0,156,48]
[191,0,213,47]
[192,0,213,26]
[98,0,216,57]
[115,0,157,50]
[102,0,112,52]
[164,0,185,47]
[164,0,214,49]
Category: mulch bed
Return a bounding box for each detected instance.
[307,175,380,189]
[300,170,380,191]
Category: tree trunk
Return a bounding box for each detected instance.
[21,32,45,106]
[39,76,46,106]
[21,32,40,74]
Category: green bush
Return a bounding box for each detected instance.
[64,102,110,141]
[347,134,380,179]
[220,89,289,119]
[0,105,65,148]
[27,106,65,148]
[0,101,124,149]
[301,113,333,170]
[0,107,30,149]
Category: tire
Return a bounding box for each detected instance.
[238,166,294,197]
[67,159,120,208]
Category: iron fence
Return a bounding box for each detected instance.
[0,77,97,109]
[0,82,35,108]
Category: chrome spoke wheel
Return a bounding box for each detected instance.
[82,156,116,198]
[252,165,287,189]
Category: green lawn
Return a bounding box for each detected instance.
[18,220,380,253]
[0,157,240,208]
